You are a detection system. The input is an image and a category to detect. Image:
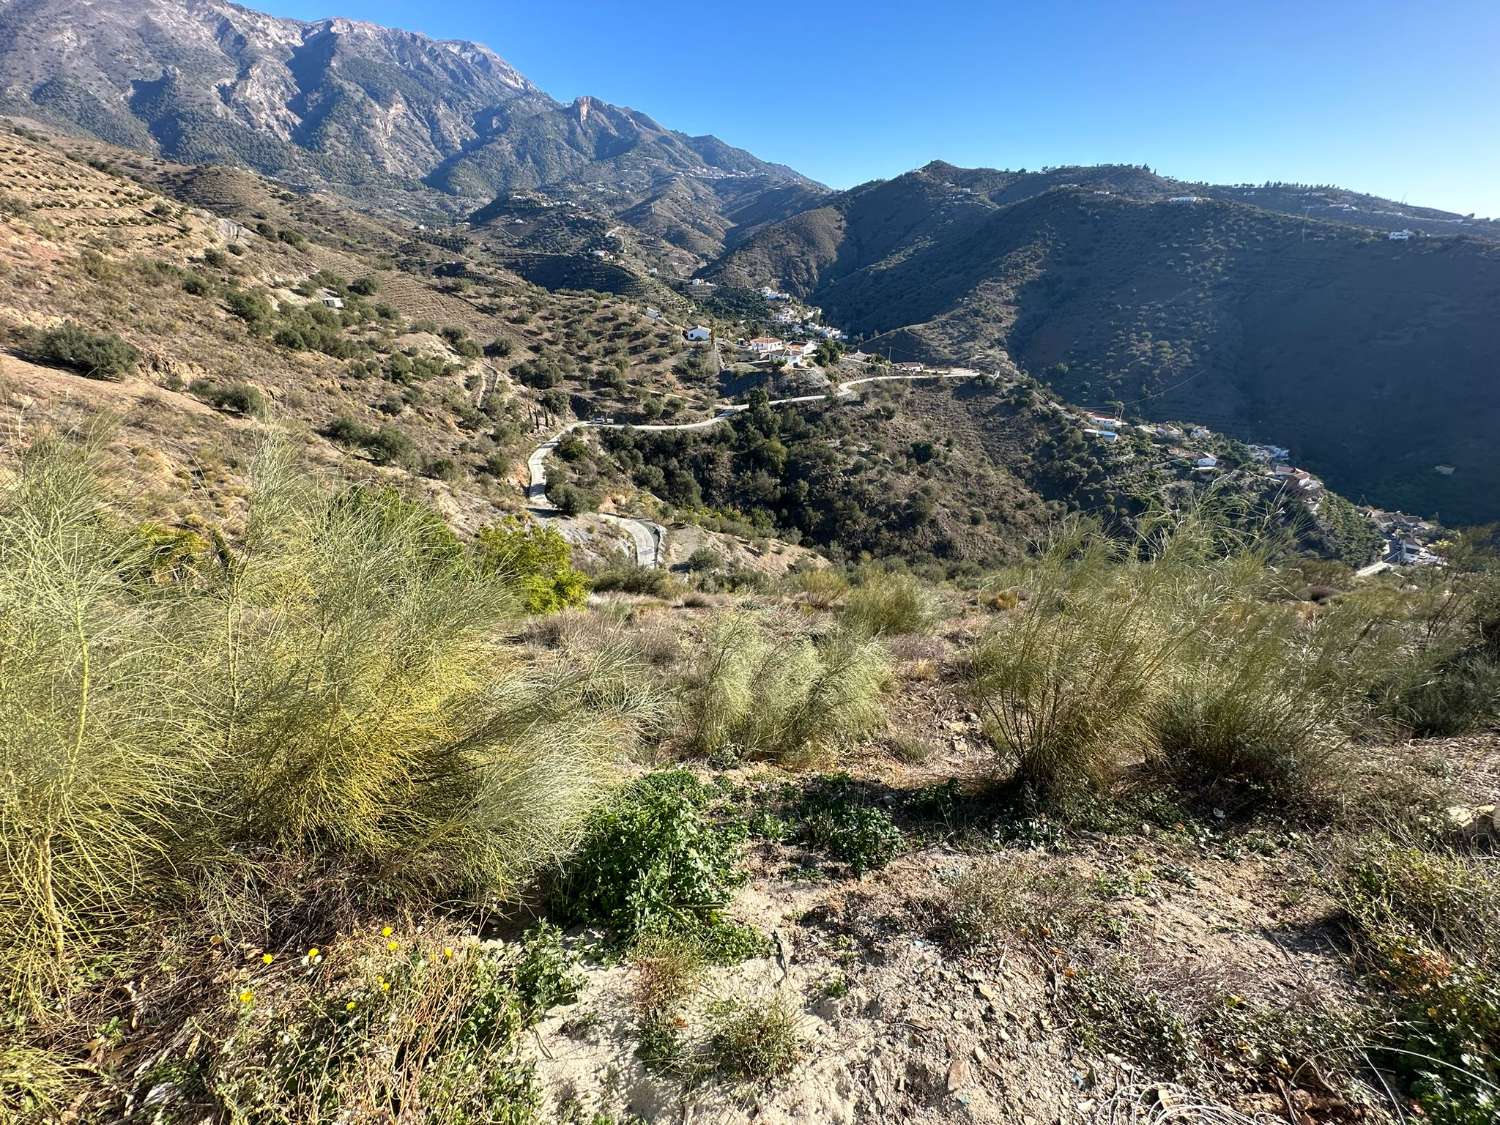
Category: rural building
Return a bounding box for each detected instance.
[746,336,785,356]
[685,325,711,341]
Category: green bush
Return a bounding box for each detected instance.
[324,416,419,468]
[0,436,649,1014]
[190,379,268,418]
[554,771,747,945]
[681,615,889,764]
[840,571,938,637]
[794,775,904,874]
[475,517,589,614]
[589,563,677,598]
[31,322,140,380]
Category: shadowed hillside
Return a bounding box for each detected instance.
[710,164,1500,524]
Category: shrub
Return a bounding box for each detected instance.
[224,287,274,328]
[324,416,419,468]
[787,566,849,609]
[1333,842,1499,1124]
[553,771,747,945]
[684,547,722,573]
[970,518,1262,800]
[0,436,649,1013]
[31,322,140,380]
[680,616,889,764]
[475,517,589,614]
[548,482,598,516]
[190,379,268,418]
[589,563,676,598]
[794,775,904,874]
[840,571,938,637]
[1150,598,1353,802]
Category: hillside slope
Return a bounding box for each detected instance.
[710,163,1500,524]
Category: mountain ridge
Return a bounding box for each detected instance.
[0,0,821,251]
[707,162,1500,524]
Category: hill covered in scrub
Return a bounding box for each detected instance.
[707,162,1500,526]
[3,433,1498,1123]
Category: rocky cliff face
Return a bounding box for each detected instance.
[0,0,819,245]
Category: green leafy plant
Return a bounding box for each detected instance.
[476,517,589,613]
[553,771,747,946]
[794,775,904,875]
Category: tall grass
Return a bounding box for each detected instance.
[967,511,1433,804]
[0,435,648,1015]
[840,570,939,637]
[0,435,213,1008]
[680,614,888,763]
[968,520,1207,797]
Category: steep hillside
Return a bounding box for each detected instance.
[0,0,820,254]
[710,164,1500,524]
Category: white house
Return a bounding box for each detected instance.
[1169,195,1204,205]
[319,292,345,310]
[645,306,662,321]
[1083,427,1119,443]
[685,325,711,341]
[746,336,785,356]
[1195,454,1219,469]
[1389,229,1414,241]
[1087,414,1122,431]
[759,285,791,301]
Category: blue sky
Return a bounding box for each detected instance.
[258,0,1500,217]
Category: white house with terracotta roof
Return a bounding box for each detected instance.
[746,336,785,356]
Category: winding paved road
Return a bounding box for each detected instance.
[526,369,986,568]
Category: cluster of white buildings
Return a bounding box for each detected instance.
[1368,510,1445,568]
[741,336,820,366]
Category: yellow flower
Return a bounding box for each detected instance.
[443,947,455,960]
[386,940,399,952]
[381,926,393,938]
[346,1000,358,1011]
[379,979,391,992]
[308,947,320,959]
[210,935,224,946]
[261,953,274,965]
[238,990,254,1005]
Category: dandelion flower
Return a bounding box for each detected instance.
[443,947,455,960]
[346,1000,358,1011]
[379,979,391,992]
[381,926,393,938]
[308,947,320,959]
[262,953,274,965]
[386,940,399,952]
[238,990,254,1005]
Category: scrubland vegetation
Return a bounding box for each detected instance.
[2,430,1497,1123]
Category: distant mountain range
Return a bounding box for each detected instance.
[0,0,822,255]
[3,0,1497,524]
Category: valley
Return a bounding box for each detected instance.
[0,4,1496,1124]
